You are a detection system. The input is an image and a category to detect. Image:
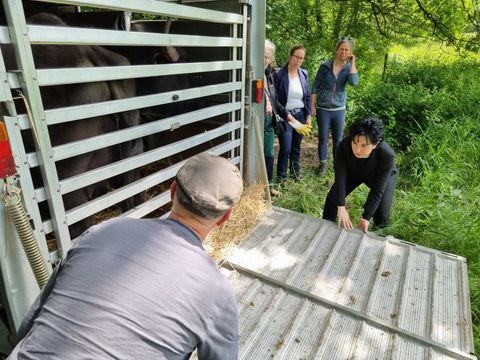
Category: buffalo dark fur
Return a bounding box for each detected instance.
[26,13,143,239]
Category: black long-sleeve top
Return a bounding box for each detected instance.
[333,138,397,220]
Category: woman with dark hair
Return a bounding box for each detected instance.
[311,38,359,175]
[274,45,312,181]
[322,117,397,234]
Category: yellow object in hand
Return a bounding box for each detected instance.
[290,119,312,136]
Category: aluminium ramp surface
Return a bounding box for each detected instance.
[224,206,476,360]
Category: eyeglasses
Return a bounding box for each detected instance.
[291,54,304,61]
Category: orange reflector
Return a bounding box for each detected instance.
[252,79,263,104]
[0,122,16,178]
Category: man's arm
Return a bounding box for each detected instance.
[333,142,352,230]
[362,152,395,221]
[196,294,239,360]
[14,254,68,344]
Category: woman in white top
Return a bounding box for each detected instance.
[273,45,312,181]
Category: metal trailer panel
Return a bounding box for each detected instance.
[2,0,249,244]
[28,24,243,47]
[244,0,265,185]
[34,61,242,87]
[222,207,476,360]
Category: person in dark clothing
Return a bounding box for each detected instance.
[273,45,312,181]
[323,117,397,234]
[264,39,280,196]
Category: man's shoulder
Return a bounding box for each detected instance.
[85,217,155,236]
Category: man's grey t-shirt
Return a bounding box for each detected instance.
[10,218,238,360]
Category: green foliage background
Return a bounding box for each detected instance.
[268,0,480,351]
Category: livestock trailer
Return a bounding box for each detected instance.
[0,0,267,351]
[0,1,476,359]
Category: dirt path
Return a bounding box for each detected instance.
[274,133,320,170]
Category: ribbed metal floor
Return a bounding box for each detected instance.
[221,206,476,360]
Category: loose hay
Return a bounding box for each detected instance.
[204,183,270,262]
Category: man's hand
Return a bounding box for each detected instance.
[306,115,312,126]
[337,206,352,231]
[356,218,369,234]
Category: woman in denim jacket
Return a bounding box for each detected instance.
[274,45,312,181]
[311,38,359,175]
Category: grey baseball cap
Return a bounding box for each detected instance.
[175,153,243,219]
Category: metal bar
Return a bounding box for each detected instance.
[224,262,477,360]
[30,0,243,24]
[6,72,19,90]
[0,26,10,43]
[3,0,72,253]
[34,61,242,86]
[26,102,241,166]
[459,259,475,354]
[230,23,238,162]
[44,82,242,126]
[239,3,248,175]
[28,25,242,47]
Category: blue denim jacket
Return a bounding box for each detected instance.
[273,65,312,120]
[312,60,359,109]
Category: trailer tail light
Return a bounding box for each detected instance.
[252,79,263,104]
[0,122,16,178]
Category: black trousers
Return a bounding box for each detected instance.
[322,173,397,226]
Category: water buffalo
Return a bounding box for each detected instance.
[23,13,143,239]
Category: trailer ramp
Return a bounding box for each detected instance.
[221,206,476,360]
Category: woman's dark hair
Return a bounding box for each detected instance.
[289,44,306,56]
[347,117,384,144]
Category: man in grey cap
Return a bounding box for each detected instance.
[9,153,243,360]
